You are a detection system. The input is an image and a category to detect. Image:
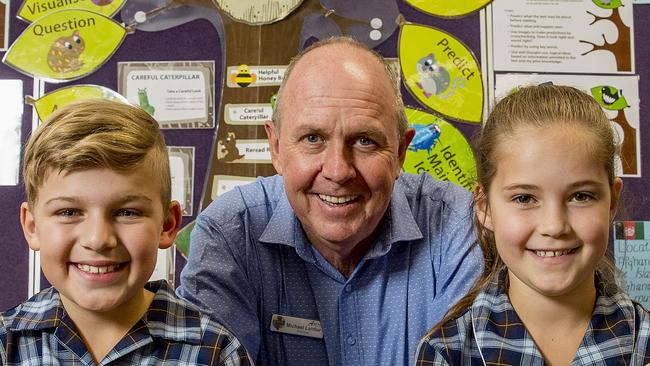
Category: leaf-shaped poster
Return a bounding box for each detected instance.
[27,84,128,122]
[404,0,493,18]
[3,9,128,83]
[18,0,127,23]
[212,0,303,25]
[399,23,483,123]
[402,107,476,191]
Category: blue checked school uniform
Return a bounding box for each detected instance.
[0,280,253,366]
[415,270,650,365]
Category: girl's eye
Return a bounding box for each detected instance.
[512,195,534,205]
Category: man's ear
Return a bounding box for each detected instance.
[20,202,40,251]
[396,127,416,176]
[474,184,493,231]
[159,201,183,250]
[264,120,282,175]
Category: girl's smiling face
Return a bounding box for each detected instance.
[477,123,622,299]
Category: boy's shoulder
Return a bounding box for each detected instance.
[1,286,62,334]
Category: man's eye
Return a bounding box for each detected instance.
[304,134,321,143]
[358,137,375,146]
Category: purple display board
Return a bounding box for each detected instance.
[0,1,648,312]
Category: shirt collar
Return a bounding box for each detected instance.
[258,179,423,261]
[7,281,203,345]
[470,269,637,363]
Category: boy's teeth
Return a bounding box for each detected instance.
[318,194,357,204]
[535,250,571,257]
[76,264,120,274]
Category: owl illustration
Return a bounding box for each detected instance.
[47,30,85,73]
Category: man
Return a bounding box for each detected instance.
[177,36,482,366]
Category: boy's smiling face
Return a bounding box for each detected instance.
[20,163,180,315]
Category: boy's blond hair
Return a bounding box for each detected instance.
[22,99,171,208]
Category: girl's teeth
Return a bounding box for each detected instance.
[77,264,120,274]
[535,250,571,257]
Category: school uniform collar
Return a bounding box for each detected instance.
[6,280,203,345]
[470,269,637,364]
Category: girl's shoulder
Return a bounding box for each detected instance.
[415,307,475,365]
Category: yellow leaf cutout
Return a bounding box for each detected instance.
[18,0,127,23]
[3,9,128,83]
[399,23,483,123]
[402,107,476,191]
[27,84,128,122]
[404,0,493,18]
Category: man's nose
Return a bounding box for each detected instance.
[80,215,118,251]
[321,144,356,183]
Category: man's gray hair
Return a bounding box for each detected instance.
[271,36,409,140]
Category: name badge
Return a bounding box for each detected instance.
[270,314,323,339]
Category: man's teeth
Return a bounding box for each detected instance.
[318,194,357,204]
[535,249,572,257]
[76,264,120,274]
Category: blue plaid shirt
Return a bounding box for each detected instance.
[0,280,253,366]
[415,270,650,365]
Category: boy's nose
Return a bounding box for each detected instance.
[80,216,118,251]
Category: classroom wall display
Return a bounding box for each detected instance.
[3,9,129,82]
[118,61,216,129]
[2,0,650,312]
[169,146,195,217]
[495,73,641,177]
[26,84,127,122]
[17,0,126,23]
[614,221,650,308]
[0,0,7,50]
[0,79,23,186]
[490,0,634,74]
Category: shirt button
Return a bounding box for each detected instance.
[345,284,352,292]
[346,336,356,345]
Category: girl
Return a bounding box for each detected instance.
[415,85,650,365]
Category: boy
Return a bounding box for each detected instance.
[0,100,252,365]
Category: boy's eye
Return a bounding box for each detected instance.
[57,209,79,217]
[116,209,141,217]
[572,192,594,203]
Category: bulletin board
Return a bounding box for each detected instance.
[0,0,648,312]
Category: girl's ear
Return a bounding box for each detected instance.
[474,183,494,231]
[610,177,623,219]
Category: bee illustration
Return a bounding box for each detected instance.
[231,64,257,87]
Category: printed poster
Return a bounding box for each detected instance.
[0,80,23,186]
[491,0,634,73]
[614,221,650,308]
[495,73,640,177]
[118,61,215,129]
[169,146,195,216]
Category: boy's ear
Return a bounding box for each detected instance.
[264,120,282,175]
[159,201,182,250]
[20,202,41,251]
[474,184,494,231]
